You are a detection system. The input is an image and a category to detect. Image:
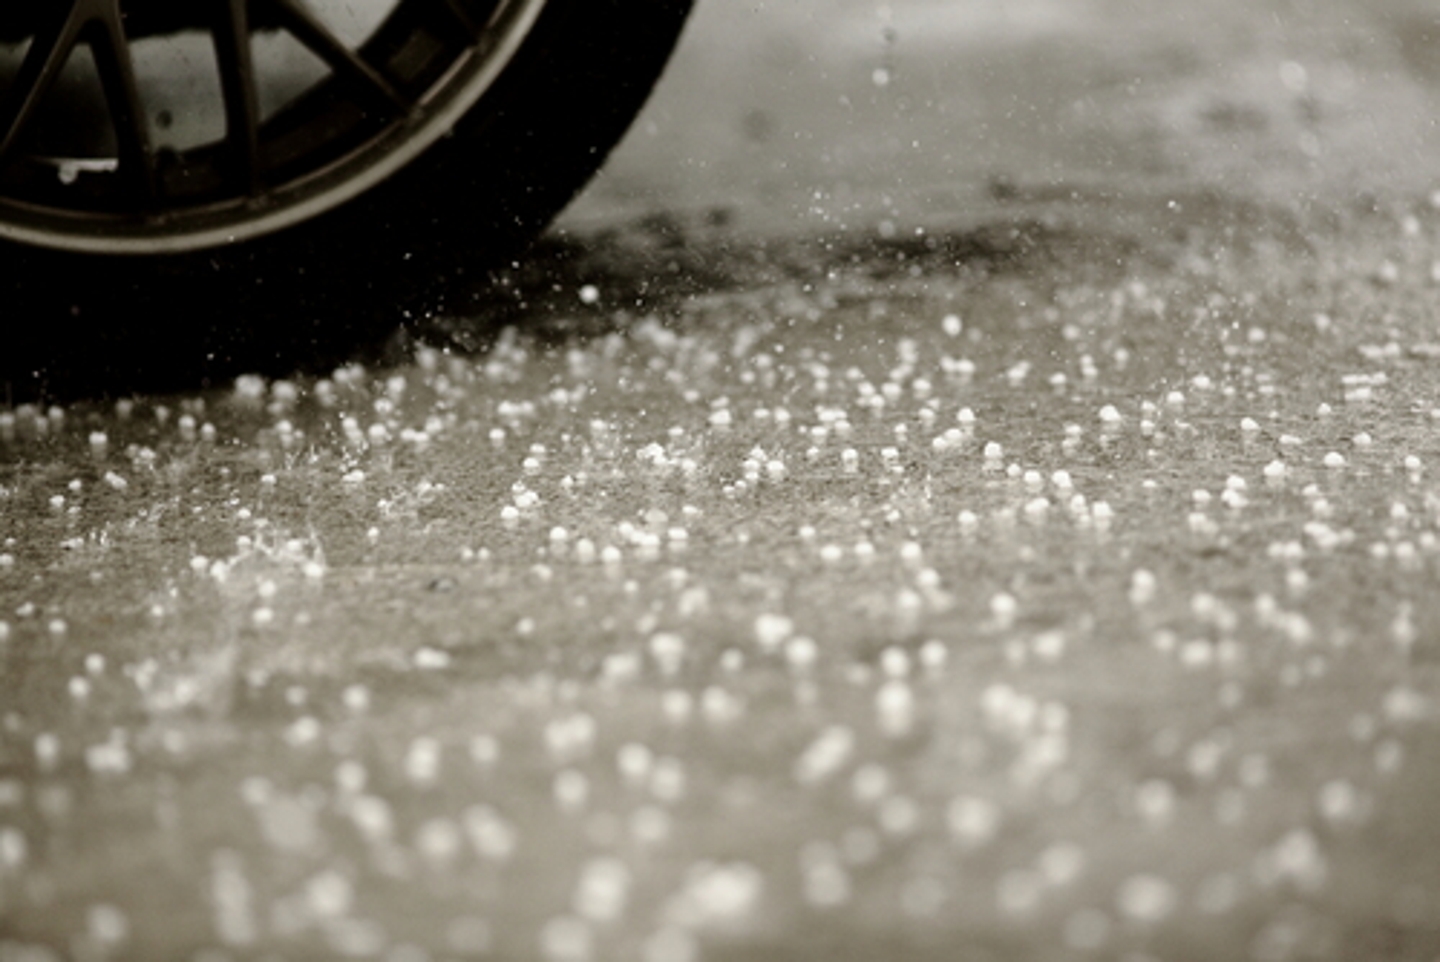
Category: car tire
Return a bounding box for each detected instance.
[0,0,694,399]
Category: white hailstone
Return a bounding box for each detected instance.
[648,632,686,676]
[877,794,920,836]
[34,733,60,770]
[629,806,672,846]
[1134,779,1176,825]
[990,592,1018,628]
[1063,908,1111,951]
[946,795,1000,847]
[1263,828,1328,891]
[784,636,818,671]
[806,852,846,904]
[574,857,632,922]
[544,714,596,762]
[983,441,1003,461]
[666,862,763,929]
[942,314,963,337]
[754,613,794,651]
[1316,779,1363,825]
[997,870,1044,916]
[1115,873,1177,923]
[1098,405,1123,425]
[618,743,655,788]
[1375,739,1404,775]
[879,646,911,677]
[918,639,948,672]
[898,541,923,566]
[1023,498,1050,523]
[851,763,891,805]
[540,915,593,962]
[1382,685,1429,724]
[875,680,916,737]
[414,647,452,670]
[661,690,693,724]
[1323,451,1346,469]
[794,726,855,785]
[1240,417,1260,433]
[642,926,698,962]
[1031,630,1066,662]
[554,769,590,813]
[840,448,859,472]
[86,904,130,947]
[404,737,442,786]
[957,510,979,533]
[1051,470,1073,490]
[1037,842,1086,887]
[462,805,517,861]
[1129,568,1157,606]
[417,818,463,865]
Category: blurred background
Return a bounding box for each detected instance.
[565,0,1440,234]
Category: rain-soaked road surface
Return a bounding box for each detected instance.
[4,1,1440,960]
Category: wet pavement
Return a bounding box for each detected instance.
[4,1,1440,960]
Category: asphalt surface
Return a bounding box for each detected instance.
[3,1,1440,960]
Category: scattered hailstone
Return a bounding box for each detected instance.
[989,592,1018,628]
[946,795,1000,848]
[875,680,916,737]
[754,613,794,652]
[1115,873,1177,923]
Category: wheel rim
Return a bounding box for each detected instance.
[0,0,548,254]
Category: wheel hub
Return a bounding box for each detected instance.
[0,0,546,253]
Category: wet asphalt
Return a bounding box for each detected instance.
[3,1,1440,960]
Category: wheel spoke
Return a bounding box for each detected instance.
[212,0,262,194]
[0,3,89,166]
[436,0,483,39]
[261,0,409,112]
[0,0,155,199]
[86,0,156,199]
